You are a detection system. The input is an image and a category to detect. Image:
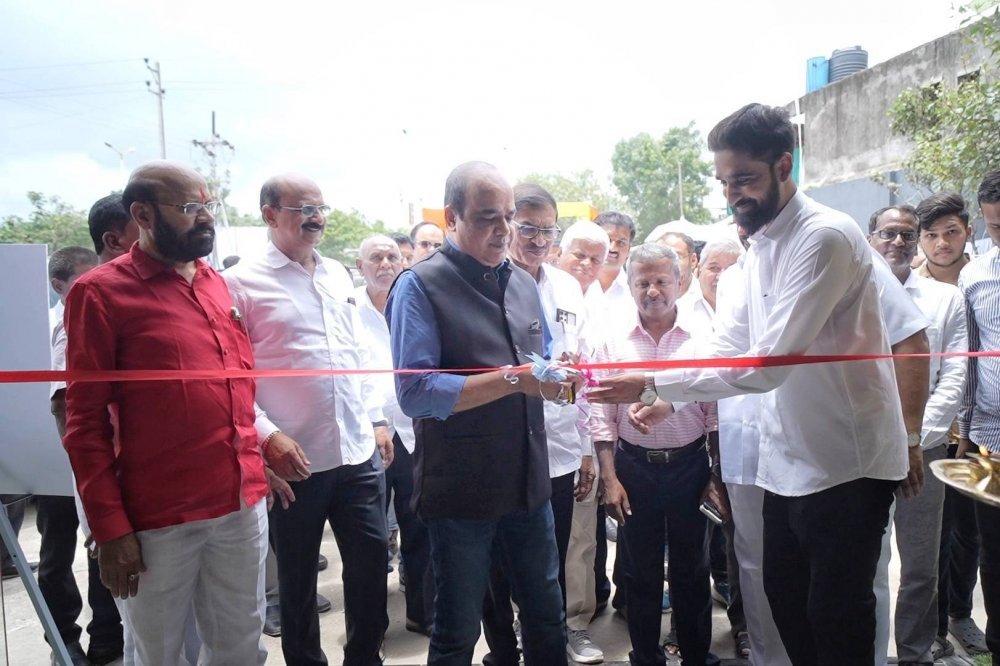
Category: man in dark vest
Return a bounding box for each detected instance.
[387,161,578,666]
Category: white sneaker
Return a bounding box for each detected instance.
[567,628,604,664]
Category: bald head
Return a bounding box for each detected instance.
[357,233,403,298]
[359,234,398,258]
[260,173,321,211]
[123,161,208,214]
[444,161,507,218]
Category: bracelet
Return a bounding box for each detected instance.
[261,430,281,455]
[539,382,569,406]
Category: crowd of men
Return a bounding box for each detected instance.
[6,102,997,666]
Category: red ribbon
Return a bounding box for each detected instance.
[1,351,997,384]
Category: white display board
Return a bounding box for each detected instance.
[0,244,73,495]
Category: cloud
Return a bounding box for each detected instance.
[0,154,126,217]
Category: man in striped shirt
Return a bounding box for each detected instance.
[957,169,1000,662]
[592,243,721,666]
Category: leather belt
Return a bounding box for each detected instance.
[618,435,707,465]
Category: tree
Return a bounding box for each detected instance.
[316,208,393,264]
[517,169,618,212]
[0,192,91,251]
[887,2,1000,214]
[611,124,714,239]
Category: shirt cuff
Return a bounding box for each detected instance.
[958,420,971,439]
[429,374,467,420]
[255,415,280,445]
[653,368,685,401]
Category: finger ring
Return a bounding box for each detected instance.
[128,573,138,581]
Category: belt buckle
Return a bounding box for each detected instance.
[646,450,668,464]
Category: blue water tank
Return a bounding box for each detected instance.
[807,56,829,93]
[829,46,868,82]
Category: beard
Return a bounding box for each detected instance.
[733,170,781,236]
[153,206,215,262]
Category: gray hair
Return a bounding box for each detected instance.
[560,221,611,254]
[699,238,743,264]
[627,243,680,281]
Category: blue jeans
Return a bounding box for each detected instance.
[426,502,567,666]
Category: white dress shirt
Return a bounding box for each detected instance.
[675,288,715,338]
[901,271,967,449]
[585,269,635,348]
[225,244,383,472]
[537,263,593,477]
[653,190,908,496]
[355,284,415,453]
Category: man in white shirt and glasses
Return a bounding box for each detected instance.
[868,204,968,666]
[589,103,923,666]
[225,173,393,666]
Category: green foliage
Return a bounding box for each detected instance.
[611,124,714,239]
[224,204,264,227]
[0,192,91,252]
[888,2,1000,213]
[316,208,392,264]
[517,169,618,212]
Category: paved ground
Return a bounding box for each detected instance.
[0,501,990,665]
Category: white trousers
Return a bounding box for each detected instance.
[121,499,268,666]
[565,472,600,630]
[727,482,792,666]
[873,500,897,666]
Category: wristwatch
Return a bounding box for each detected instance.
[639,372,658,407]
[907,432,920,448]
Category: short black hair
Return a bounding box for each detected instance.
[390,232,413,247]
[868,205,919,234]
[915,193,969,230]
[593,211,636,241]
[513,182,558,216]
[121,177,159,214]
[978,170,1000,206]
[707,103,796,164]
[87,193,130,255]
[410,221,440,241]
[48,246,98,282]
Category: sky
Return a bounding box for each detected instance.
[0,0,969,228]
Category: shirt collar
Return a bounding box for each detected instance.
[441,236,511,276]
[627,305,689,340]
[902,269,921,291]
[755,189,807,243]
[130,243,209,281]
[263,242,323,270]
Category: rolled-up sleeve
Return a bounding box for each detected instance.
[386,271,466,420]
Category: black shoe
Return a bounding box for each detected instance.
[316,593,332,614]
[263,604,281,637]
[405,618,432,637]
[317,554,328,572]
[53,642,89,666]
[1,561,38,580]
[87,644,125,666]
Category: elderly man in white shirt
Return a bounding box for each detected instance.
[225,174,392,666]
[676,239,742,335]
[868,205,967,666]
[590,103,929,666]
[354,233,435,638]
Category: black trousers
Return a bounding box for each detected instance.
[482,471,575,666]
[938,445,982,634]
[763,477,896,666]
[36,495,122,653]
[270,450,389,666]
[385,436,435,628]
[975,496,1000,663]
[595,503,611,607]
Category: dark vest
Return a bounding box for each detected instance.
[406,243,550,520]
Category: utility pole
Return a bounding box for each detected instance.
[104,141,135,175]
[191,111,235,199]
[145,59,166,158]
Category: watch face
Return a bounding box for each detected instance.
[640,388,657,407]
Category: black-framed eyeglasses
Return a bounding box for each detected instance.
[875,229,918,243]
[160,201,222,216]
[279,204,331,218]
[416,240,442,250]
[511,222,561,241]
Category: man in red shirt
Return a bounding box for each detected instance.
[63,161,270,665]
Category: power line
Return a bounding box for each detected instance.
[0,58,141,72]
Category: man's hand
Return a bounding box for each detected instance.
[574,456,596,501]
[627,399,674,434]
[603,475,632,525]
[264,432,311,481]
[701,475,731,523]
[375,426,394,468]
[957,437,973,459]
[587,372,645,404]
[899,445,925,499]
[98,533,146,599]
[265,466,296,511]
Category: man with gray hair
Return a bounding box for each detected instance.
[592,243,722,666]
[677,238,742,334]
